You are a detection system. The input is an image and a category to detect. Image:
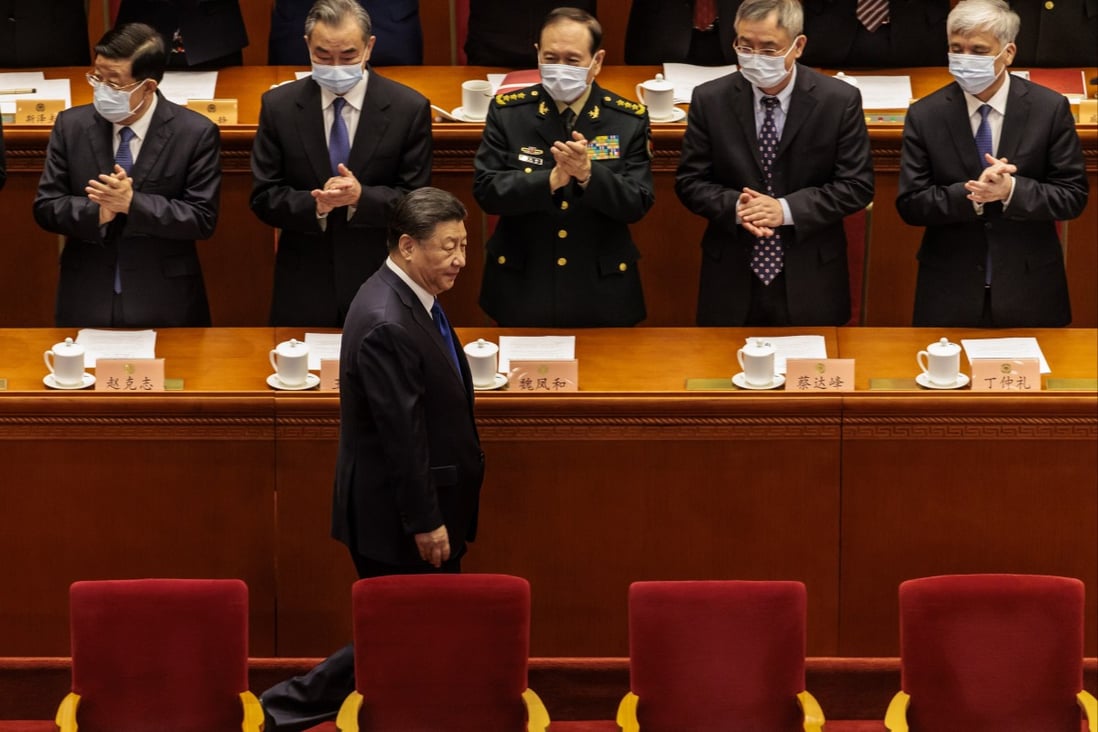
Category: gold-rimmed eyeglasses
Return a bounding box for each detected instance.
[85,72,145,92]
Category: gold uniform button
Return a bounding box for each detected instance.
[497,255,506,265]
[561,201,569,211]
[1044,0,1054,8]
[557,229,568,239]
[524,167,532,174]
[557,257,568,267]
[618,262,628,272]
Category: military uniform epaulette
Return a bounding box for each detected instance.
[599,91,647,117]
[494,86,543,107]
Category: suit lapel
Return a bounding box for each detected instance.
[533,84,564,150]
[380,267,466,388]
[941,84,985,180]
[776,66,817,161]
[296,79,334,185]
[997,78,1030,165]
[572,81,605,139]
[730,74,764,173]
[87,113,115,176]
[129,94,173,187]
[347,71,391,173]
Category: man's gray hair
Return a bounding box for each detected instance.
[947,0,1020,46]
[734,0,804,38]
[305,0,373,42]
[387,188,468,251]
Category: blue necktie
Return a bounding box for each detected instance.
[431,300,461,373]
[975,104,993,169]
[750,96,783,285]
[329,97,350,176]
[113,126,136,293]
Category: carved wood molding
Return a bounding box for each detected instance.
[843,415,1098,440]
[0,416,273,440]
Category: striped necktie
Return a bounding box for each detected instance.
[856,0,890,33]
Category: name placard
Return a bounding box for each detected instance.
[320,359,340,391]
[94,359,165,392]
[785,359,855,392]
[970,358,1041,392]
[1077,99,1097,124]
[508,360,578,392]
[15,99,65,125]
[185,99,239,125]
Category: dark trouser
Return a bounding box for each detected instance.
[745,271,792,327]
[259,552,461,732]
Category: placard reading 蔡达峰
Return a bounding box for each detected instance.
[784,359,855,392]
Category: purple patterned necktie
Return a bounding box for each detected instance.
[750,96,783,285]
[329,97,350,176]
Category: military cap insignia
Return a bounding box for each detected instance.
[538,101,548,116]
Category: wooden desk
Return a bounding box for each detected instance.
[0,328,1094,657]
[3,67,1096,330]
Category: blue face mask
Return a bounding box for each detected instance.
[92,79,148,123]
[948,49,1005,95]
[311,62,364,95]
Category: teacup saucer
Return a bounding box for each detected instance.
[473,373,508,391]
[44,373,95,390]
[915,372,970,390]
[732,372,785,390]
[267,373,320,391]
[450,107,486,123]
[649,107,686,123]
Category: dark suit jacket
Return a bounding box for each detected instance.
[465,0,597,67]
[250,72,431,326]
[625,0,740,66]
[0,0,89,67]
[799,0,950,68]
[33,94,221,327]
[473,82,654,327]
[1011,0,1098,68]
[676,65,874,326]
[332,264,484,566]
[115,0,248,68]
[896,77,1088,327]
[268,0,423,66]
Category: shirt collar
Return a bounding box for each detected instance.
[320,69,370,112]
[751,64,798,112]
[385,256,434,314]
[113,90,158,141]
[963,72,1011,118]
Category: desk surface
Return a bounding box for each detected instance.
[2,327,1094,394]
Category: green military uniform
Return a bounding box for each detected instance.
[473,81,654,327]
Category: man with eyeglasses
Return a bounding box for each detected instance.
[251,0,431,327]
[676,0,874,326]
[33,23,221,328]
[896,0,1087,328]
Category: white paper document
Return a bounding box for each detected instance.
[662,62,737,104]
[0,73,70,116]
[747,335,828,374]
[305,332,343,371]
[961,337,1051,374]
[841,75,912,109]
[157,71,219,104]
[76,329,157,367]
[498,336,575,372]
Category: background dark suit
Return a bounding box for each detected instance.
[115,0,249,68]
[625,0,740,65]
[676,65,874,326]
[250,72,431,326]
[268,0,423,66]
[33,94,221,327]
[799,0,950,69]
[1011,0,1098,68]
[0,0,89,67]
[896,76,1088,328]
[465,0,597,67]
[333,264,484,567]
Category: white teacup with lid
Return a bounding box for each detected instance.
[270,338,310,387]
[737,338,776,387]
[634,73,675,121]
[44,337,86,387]
[917,337,961,386]
[463,338,500,388]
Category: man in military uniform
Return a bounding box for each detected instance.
[473,7,654,327]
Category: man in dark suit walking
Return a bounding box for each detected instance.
[676,0,874,326]
[33,23,220,328]
[897,0,1088,328]
[261,187,484,732]
[251,0,431,327]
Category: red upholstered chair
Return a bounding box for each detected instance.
[617,580,825,732]
[885,574,1096,732]
[55,579,263,732]
[335,574,550,731]
[843,204,873,326]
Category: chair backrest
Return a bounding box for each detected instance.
[352,573,531,731]
[899,573,1085,732]
[843,204,872,326]
[69,578,250,732]
[628,580,808,732]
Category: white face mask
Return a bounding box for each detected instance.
[948,49,1005,95]
[92,79,148,124]
[539,62,592,104]
[736,39,799,90]
[311,62,364,95]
